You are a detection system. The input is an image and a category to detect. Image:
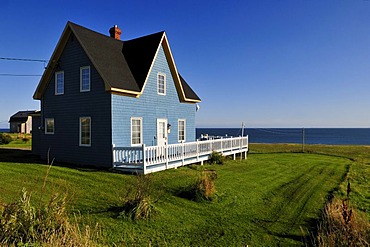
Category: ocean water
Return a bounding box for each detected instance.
[0,128,9,133]
[196,128,370,145]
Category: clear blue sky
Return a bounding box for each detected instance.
[1,0,369,128]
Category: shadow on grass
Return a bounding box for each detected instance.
[0,147,111,173]
[0,148,41,164]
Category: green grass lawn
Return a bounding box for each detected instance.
[0,144,361,246]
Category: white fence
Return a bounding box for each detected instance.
[113,136,248,174]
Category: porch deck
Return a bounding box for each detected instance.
[113,136,248,174]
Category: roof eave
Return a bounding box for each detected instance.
[33,22,115,100]
[33,23,73,100]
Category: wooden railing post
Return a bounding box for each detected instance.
[166,142,169,169]
[142,144,146,174]
[182,142,185,166]
[112,144,116,168]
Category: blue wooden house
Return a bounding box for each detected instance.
[32,21,201,168]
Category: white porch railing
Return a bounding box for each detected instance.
[113,135,248,174]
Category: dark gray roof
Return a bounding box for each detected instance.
[34,21,200,102]
[179,75,201,101]
[69,22,140,91]
[9,110,37,122]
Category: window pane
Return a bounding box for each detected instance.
[56,72,64,94]
[157,74,165,94]
[46,119,54,134]
[81,67,90,91]
[178,120,185,141]
[80,117,91,146]
[131,118,142,145]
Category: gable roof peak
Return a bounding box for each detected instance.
[33,22,200,103]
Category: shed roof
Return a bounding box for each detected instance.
[9,110,38,123]
[33,22,200,102]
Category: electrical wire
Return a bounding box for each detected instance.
[0,73,42,77]
[0,57,47,63]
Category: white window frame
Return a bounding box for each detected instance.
[79,117,91,147]
[157,72,166,95]
[131,117,143,146]
[45,118,54,134]
[178,119,186,142]
[55,71,64,95]
[80,66,91,92]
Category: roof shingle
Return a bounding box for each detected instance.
[34,21,200,102]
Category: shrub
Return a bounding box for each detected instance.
[180,170,217,202]
[0,133,13,145]
[208,151,225,165]
[314,182,370,246]
[120,175,157,220]
[22,137,30,143]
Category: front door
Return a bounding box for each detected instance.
[157,119,167,146]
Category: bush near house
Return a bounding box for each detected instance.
[208,151,226,165]
[0,133,13,145]
[0,133,32,148]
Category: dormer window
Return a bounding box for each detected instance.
[80,66,90,92]
[157,73,166,95]
[55,71,64,95]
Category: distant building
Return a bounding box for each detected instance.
[9,110,38,134]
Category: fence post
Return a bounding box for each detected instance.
[246,136,249,159]
[196,139,199,161]
[182,142,185,166]
[240,136,242,161]
[112,144,116,168]
[142,144,146,174]
[166,142,169,169]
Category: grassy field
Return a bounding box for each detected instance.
[0,133,32,149]
[2,143,367,246]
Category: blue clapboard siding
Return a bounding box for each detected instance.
[112,45,196,147]
[40,34,112,167]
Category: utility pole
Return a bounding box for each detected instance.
[240,122,245,161]
[302,127,305,153]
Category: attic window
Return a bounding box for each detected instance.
[157,73,166,95]
[80,66,90,92]
[55,71,64,95]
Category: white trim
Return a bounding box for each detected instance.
[178,119,186,142]
[80,66,91,92]
[79,117,91,147]
[55,71,64,95]
[157,72,166,95]
[131,117,143,146]
[45,118,54,134]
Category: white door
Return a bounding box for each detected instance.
[157,119,167,146]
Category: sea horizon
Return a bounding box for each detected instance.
[196,127,370,145]
[2,127,369,145]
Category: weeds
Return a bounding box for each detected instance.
[0,161,100,246]
[120,174,157,220]
[314,181,370,247]
[179,170,217,201]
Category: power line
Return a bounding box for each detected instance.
[0,57,47,63]
[0,73,42,77]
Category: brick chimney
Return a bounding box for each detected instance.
[109,25,122,40]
